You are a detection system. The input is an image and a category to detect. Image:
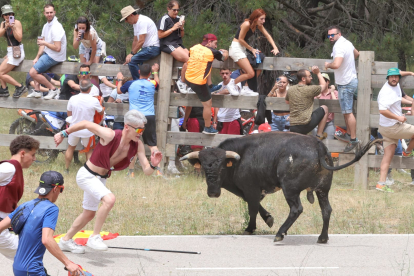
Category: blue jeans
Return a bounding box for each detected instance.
[337,78,358,114]
[128,46,161,80]
[271,114,290,131]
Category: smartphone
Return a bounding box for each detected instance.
[179,15,185,23]
[9,16,14,24]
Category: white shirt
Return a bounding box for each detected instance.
[41,17,67,62]
[133,15,160,48]
[98,76,115,97]
[216,81,241,122]
[89,85,100,97]
[67,93,102,137]
[331,36,357,85]
[378,82,402,127]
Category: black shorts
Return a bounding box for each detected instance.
[143,115,157,146]
[160,43,186,54]
[290,107,326,135]
[185,80,211,102]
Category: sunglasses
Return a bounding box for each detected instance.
[127,124,145,134]
[52,184,64,193]
[79,71,90,76]
[327,33,338,38]
[172,9,180,12]
[3,13,14,16]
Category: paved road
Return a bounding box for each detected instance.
[1,234,413,275]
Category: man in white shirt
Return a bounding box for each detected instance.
[99,55,117,101]
[212,68,243,134]
[29,3,67,100]
[120,5,160,80]
[376,68,414,193]
[65,79,104,173]
[0,135,39,260]
[325,26,359,152]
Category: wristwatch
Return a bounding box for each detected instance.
[150,163,157,170]
[130,51,136,55]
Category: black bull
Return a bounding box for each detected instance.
[180,132,381,243]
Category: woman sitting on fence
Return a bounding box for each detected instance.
[268,75,290,132]
[0,5,27,98]
[227,8,279,95]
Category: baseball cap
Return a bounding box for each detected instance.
[201,34,217,46]
[258,123,271,132]
[386,67,401,79]
[321,73,330,81]
[34,171,64,196]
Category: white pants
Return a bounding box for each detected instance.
[0,228,18,260]
[68,135,92,147]
[76,166,111,211]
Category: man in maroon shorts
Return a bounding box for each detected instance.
[54,109,162,253]
[0,135,39,260]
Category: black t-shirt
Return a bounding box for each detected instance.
[60,74,79,100]
[189,107,203,119]
[156,14,183,46]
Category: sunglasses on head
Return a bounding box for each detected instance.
[79,71,90,76]
[52,184,64,193]
[327,33,338,38]
[127,124,145,134]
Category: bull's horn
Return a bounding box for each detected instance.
[180,151,200,161]
[226,151,240,160]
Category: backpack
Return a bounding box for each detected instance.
[11,198,49,234]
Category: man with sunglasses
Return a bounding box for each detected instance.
[59,64,100,100]
[0,171,84,276]
[54,109,162,253]
[324,25,360,152]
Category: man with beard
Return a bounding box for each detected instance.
[285,66,329,140]
[376,68,414,193]
[324,26,359,152]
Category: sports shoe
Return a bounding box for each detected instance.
[59,238,85,254]
[344,140,359,153]
[203,126,218,134]
[403,150,412,157]
[316,132,328,141]
[176,78,188,94]
[13,83,27,98]
[334,132,351,143]
[397,169,410,175]
[27,90,43,98]
[386,175,394,186]
[86,235,108,251]
[209,84,222,93]
[0,86,9,97]
[240,86,258,96]
[186,87,196,94]
[227,79,240,96]
[376,184,394,193]
[44,88,60,100]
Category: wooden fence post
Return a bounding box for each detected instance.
[354,51,374,189]
[156,52,174,169]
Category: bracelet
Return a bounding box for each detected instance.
[60,130,68,138]
[130,51,136,55]
[150,163,157,170]
[152,72,158,74]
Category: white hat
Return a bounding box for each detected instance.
[120,5,139,22]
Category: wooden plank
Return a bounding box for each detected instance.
[367,155,414,169]
[0,134,82,150]
[167,131,243,147]
[354,51,374,189]
[156,53,174,169]
[372,75,414,89]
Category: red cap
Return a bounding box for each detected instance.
[201,34,217,46]
[258,123,271,132]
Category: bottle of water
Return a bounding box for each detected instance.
[256,49,261,64]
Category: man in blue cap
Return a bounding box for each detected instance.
[377,68,414,192]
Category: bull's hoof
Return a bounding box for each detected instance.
[307,191,315,204]
[317,237,329,244]
[265,216,274,228]
[243,231,253,235]
[274,235,284,242]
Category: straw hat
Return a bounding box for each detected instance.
[321,73,330,81]
[1,5,14,15]
[120,5,139,22]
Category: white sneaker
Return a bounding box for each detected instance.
[385,176,394,186]
[227,79,240,96]
[26,89,37,98]
[59,238,85,254]
[187,87,196,94]
[176,79,188,94]
[86,235,108,251]
[167,164,181,174]
[44,88,60,100]
[240,86,259,96]
[28,91,43,98]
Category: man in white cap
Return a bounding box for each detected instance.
[120,5,160,80]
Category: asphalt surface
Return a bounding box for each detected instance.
[1,234,413,275]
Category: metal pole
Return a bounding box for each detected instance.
[108,246,201,255]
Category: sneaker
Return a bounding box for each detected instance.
[59,238,85,254]
[167,164,181,174]
[240,86,259,96]
[227,79,240,96]
[27,91,43,98]
[386,175,394,186]
[316,132,328,141]
[26,88,36,98]
[86,235,108,251]
[202,126,218,134]
[344,140,359,153]
[375,184,394,193]
[127,171,135,178]
[44,88,60,100]
[403,150,412,157]
[334,132,351,143]
[397,169,410,175]
[176,78,188,94]
[209,84,222,93]
[186,87,196,94]
[0,86,9,97]
[13,83,27,98]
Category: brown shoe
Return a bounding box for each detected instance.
[316,132,328,141]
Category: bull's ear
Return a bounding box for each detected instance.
[194,162,201,169]
[187,159,201,167]
[227,161,233,167]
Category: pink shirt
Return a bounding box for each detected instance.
[316,90,338,122]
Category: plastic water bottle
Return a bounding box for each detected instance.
[255,49,261,64]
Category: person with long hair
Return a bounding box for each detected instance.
[228,9,279,95]
[268,75,290,131]
[0,5,27,98]
[73,16,104,65]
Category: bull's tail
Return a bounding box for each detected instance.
[318,139,383,171]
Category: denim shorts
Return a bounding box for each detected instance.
[271,114,290,132]
[33,53,60,74]
[337,78,358,114]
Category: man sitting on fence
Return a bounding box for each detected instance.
[286,66,329,140]
[212,68,242,135]
[376,68,414,193]
[29,3,66,100]
[26,72,61,98]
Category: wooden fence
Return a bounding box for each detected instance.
[1,52,414,189]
